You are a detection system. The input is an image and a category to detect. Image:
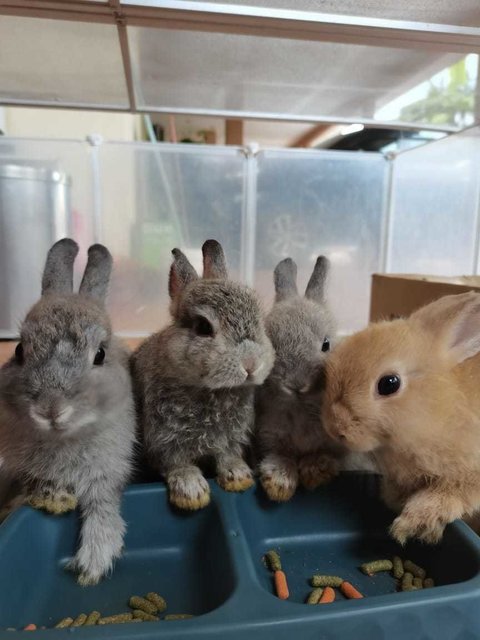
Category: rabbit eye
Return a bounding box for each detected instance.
[15,343,24,365]
[377,374,401,396]
[322,337,330,352]
[93,347,105,366]
[194,316,214,337]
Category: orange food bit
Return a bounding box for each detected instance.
[23,624,37,631]
[274,570,289,600]
[340,581,364,599]
[318,586,336,604]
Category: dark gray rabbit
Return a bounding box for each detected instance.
[256,256,340,501]
[131,240,274,510]
[0,239,135,585]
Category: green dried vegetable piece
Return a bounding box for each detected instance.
[164,614,194,621]
[84,611,101,626]
[403,560,426,580]
[413,577,423,589]
[423,578,435,588]
[145,592,167,613]
[401,572,414,591]
[98,614,133,625]
[311,575,343,588]
[128,596,158,615]
[132,610,159,622]
[360,560,393,576]
[265,550,282,572]
[54,618,73,629]
[71,614,87,628]
[392,556,404,579]
[306,588,323,604]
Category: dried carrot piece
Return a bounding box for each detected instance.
[340,581,363,599]
[274,570,289,600]
[318,586,335,603]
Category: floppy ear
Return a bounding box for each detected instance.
[305,256,329,302]
[169,248,198,300]
[410,291,480,364]
[79,244,112,303]
[274,258,298,302]
[42,238,79,296]
[202,239,228,280]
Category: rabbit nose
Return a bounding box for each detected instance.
[243,358,257,376]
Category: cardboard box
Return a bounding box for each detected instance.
[370,273,480,322]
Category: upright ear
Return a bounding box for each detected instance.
[305,256,329,302]
[274,258,298,302]
[202,239,228,280]
[42,238,79,296]
[169,248,198,300]
[79,244,112,303]
[410,291,480,364]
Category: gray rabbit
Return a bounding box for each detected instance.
[131,240,274,510]
[256,256,340,501]
[0,239,136,585]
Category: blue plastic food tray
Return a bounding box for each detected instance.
[0,473,480,639]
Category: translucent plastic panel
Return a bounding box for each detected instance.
[0,16,128,108]
[254,149,387,333]
[188,0,480,26]
[98,143,245,335]
[0,138,95,337]
[128,25,464,126]
[389,127,480,276]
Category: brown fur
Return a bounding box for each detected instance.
[322,291,480,544]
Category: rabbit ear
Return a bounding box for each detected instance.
[274,258,298,302]
[42,238,79,296]
[411,291,480,364]
[79,244,113,302]
[169,248,198,299]
[202,239,228,280]
[305,256,329,302]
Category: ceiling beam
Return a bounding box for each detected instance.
[1,1,480,53]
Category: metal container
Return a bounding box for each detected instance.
[0,164,71,337]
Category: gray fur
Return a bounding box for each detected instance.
[0,240,135,585]
[202,239,228,280]
[79,244,113,302]
[132,241,274,509]
[41,238,79,296]
[305,255,328,302]
[256,256,340,500]
[274,258,298,302]
[168,248,198,299]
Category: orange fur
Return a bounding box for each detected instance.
[322,292,480,545]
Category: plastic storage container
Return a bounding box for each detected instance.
[0,473,480,639]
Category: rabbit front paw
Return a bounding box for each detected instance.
[217,460,254,492]
[298,453,338,490]
[259,456,298,502]
[389,489,464,546]
[390,512,445,546]
[26,488,77,515]
[167,467,210,511]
